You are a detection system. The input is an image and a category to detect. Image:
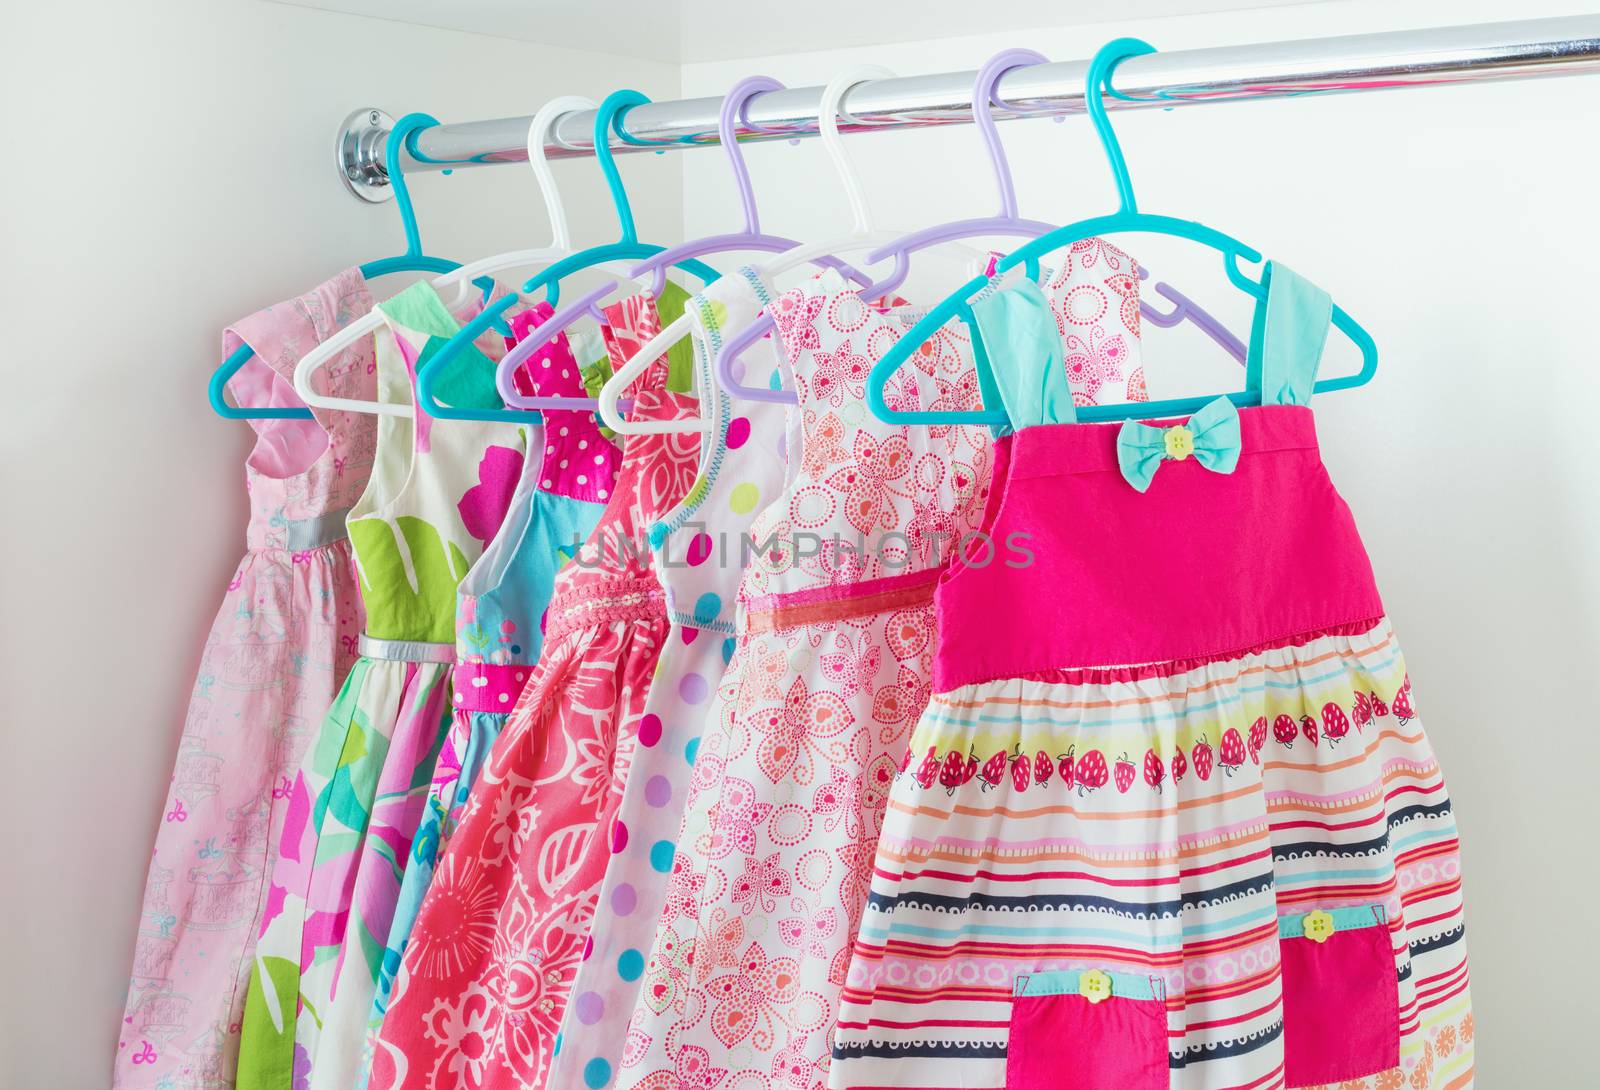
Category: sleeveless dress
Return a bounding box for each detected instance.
[361,305,620,1063]
[238,281,528,1090]
[367,293,701,1090]
[547,269,789,1090]
[829,269,1473,1090]
[616,268,1000,1090]
[991,237,1149,406]
[114,269,376,1090]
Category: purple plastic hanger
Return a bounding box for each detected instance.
[715,50,1249,401]
[1140,272,1248,363]
[713,49,1058,403]
[496,75,873,407]
[856,48,1060,299]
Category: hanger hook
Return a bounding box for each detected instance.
[386,112,440,259]
[819,65,894,234]
[593,90,651,245]
[526,96,597,252]
[972,49,1048,219]
[1085,38,1156,216]
[719,75,785,235]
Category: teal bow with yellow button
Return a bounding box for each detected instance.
[1115,396,1242,493]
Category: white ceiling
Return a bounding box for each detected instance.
[274,0,1320,63]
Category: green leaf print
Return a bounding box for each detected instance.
[349,514,472,642]
[237,955,299,1088]
[336,721,368,767]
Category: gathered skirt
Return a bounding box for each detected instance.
[116,540,362,1090]
[237,651,452,1090]
[368,579,669,1090]
[831,407,1472,1090]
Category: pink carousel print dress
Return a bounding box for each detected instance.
[367,292,701,1090]
[114,268,376,1090]
[546,268,789,1090]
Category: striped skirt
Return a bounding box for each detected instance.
[830,621,1472,1090]
[830,410,1472,1089]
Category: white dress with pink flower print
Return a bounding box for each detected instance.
[985,239,1147,406]
[618,256,1148,1090]
[617,269,1000,1090]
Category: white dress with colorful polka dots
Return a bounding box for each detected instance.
[545,269,791,1090]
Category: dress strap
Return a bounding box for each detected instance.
[970,277,1076,431]
[377,281,504,412]
[1244,261,1333,407]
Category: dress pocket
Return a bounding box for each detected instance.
[1005,969,1168,1090]
[1279,904,1399,1086]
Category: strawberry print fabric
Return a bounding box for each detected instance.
[114,269,376,1090]
[830,269,1472,1090]
[367,293,700,1090]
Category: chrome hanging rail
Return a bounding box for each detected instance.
[337,15,1600,201]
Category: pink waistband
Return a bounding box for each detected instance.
[741,566,942,635]
[451,661,534,714]
[933,405,1384,692]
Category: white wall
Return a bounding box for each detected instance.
[0,3,679,1087]
[7,1,1597,1086]
[679,2,1598,1086]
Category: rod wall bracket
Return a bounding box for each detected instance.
[337,107,395,203]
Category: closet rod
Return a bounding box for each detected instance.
[338,15,1600,200]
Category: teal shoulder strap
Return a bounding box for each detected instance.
[1244,261,1333,407]
[378,279,461,338]
[969,277,1076,430]
[379,281,503,410]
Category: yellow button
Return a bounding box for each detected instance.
[1301,910,1337,944]
[1078,969,1113,1004]
[1164,426,1194,460]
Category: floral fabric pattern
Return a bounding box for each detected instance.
[236,282,527,1090]
[619,269,996,1090]
[359,311,616,1078]
[367,293,701,1090]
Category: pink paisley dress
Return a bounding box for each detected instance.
[367,294,700,1090]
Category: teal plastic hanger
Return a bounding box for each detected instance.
[414,89,722,425]
[865,38,1379,427]
[208,112,493,420]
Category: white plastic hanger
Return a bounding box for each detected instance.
[597,66,987,434]
[292,96,641,417]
